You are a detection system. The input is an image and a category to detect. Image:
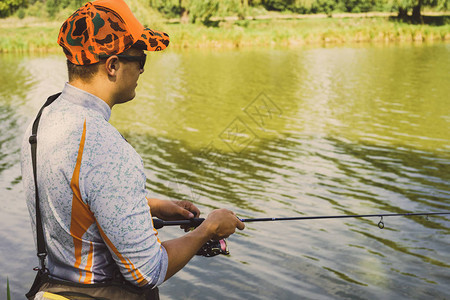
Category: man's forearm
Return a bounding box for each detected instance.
[147,197,163,218]
[146,198,199,220]
[161,224,212,281]
[159,208,244,281]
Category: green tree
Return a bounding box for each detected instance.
[261,0,295,10]
[188,0,219,24]
[0,0,27,18]
[313,0,336,14]
[149,0,183,18]
[46,0,61,17]
[339,0,378,12]
[150,0,247,24]
[390,0,448,22]
[218,0,248,19]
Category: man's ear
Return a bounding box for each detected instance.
[105,56,120,77]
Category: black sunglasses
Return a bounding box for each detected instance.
[99,54,147,70]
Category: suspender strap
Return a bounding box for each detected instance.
[29,92,62,272]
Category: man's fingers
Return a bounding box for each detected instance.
[179,206,194,219]
[187,203,200,217]
[175,200,200,218]
[236,220,245,230]
[230,211,244,230]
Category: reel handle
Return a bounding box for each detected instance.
[196,239,230,257]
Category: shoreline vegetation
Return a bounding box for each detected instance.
[1,11,449,52]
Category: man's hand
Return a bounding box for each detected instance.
[162,208,245,280]
[201,208,245,240]
[147,198,200,221]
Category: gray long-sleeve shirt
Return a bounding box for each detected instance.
[21,83,168,287]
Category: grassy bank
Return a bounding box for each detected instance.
[0,21,60,53]
[1,14,449,52]
[168,17,450,48]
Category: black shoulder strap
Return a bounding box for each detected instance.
[29,92,61,272]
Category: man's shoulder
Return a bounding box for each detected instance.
[83,116,140,163]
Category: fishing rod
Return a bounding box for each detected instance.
[153,211,450,230]
[155,211,450,257]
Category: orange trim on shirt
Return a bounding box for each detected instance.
[69,120,96,283]
[146,197,161,244]
[95,221,149,286]
[84,242,94,283]
[68,120,151,286]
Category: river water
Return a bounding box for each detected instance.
[0,42,449,299]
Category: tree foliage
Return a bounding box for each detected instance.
[0,0,447,20]
[149,0,247,22]
[388,0,447,21]
[0,0,27,17]
[148,0,403,17]
[0,0,86,18]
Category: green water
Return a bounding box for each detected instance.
[0,43,449,299]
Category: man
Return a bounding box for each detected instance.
[21,0,244,299]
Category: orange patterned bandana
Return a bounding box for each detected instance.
[58,0,169,65]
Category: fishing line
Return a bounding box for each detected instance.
[152,212,450,230]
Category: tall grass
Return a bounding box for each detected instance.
[7,277,11,300]
[0,16,449,52]
[165,17,450,48]
[0,17,61,53]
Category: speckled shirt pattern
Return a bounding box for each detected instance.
[21,83,168,288]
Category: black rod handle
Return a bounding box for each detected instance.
[153,218,206,229]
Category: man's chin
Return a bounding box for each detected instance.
[118,93,136,104]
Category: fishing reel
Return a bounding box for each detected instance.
[196,239,229,257]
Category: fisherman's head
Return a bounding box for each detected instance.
[57,0,169,103]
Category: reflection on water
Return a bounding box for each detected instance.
[1,43,449,299]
